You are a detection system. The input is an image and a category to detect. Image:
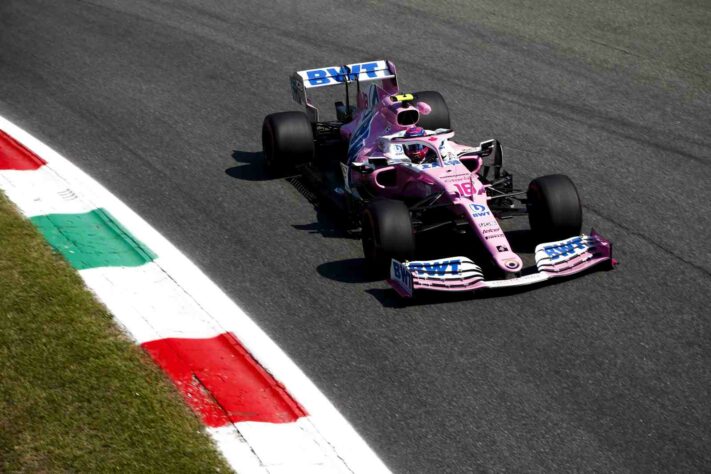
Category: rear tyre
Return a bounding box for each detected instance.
[262,111,314,175]
[527,174,583,242]
[361,199,415,276]
[413,91,450,130]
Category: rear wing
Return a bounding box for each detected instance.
[290,60,398,121]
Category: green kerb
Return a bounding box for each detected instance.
[30,209,156,270]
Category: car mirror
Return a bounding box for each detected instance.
[478,139,495,158]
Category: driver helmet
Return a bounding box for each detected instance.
[403,127,428,163]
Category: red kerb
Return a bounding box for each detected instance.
[0,130,46,170]
[142,332,307,427]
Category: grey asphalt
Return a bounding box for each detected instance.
[1,0,709,471]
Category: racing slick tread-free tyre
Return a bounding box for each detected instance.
[262,111,314,175]
[361,199,416,277]
[527,174,583,242]
[413,91,450,130]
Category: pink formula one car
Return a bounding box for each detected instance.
[262,60,614,297]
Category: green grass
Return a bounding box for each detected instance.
[0,192,231,472]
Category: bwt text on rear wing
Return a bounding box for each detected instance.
[290,60,397,121]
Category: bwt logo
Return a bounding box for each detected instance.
[306,62,380,86]
[409,259,461,276]
[469,203,490,218]
[543,237,587,260]
[391,261,413,289]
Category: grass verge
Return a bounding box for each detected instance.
[0,192,230,472]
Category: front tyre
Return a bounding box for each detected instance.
[262,111,314,175]
[361,199,415,276]
[527,174,583,242]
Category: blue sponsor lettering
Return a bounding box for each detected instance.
[306,69,329,86]
[306,62,380,87]
[360,62,378,78]
[469,203,491,218]
[326,64,362,83]
[543,237,586,260]
[392,260,413,289]
[409,259,461,276]
[326,67,346,83]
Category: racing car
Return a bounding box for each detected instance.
[262,60,614,297]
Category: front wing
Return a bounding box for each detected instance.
[387,231,614,298]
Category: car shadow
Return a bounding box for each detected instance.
[366,280,547,308]
[225,150,273,181]
[505,229,537,254]
[292,206,358,240]
[226,148,357,235]
[316,258,381,284]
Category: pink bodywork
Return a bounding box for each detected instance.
[290,60,614,296]
[341,82,523,274]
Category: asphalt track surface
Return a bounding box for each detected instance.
[1,1,709,471]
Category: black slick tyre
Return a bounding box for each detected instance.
[261,111,314,175]
[361,199,415,277]
[527,174,583,242]
[413,91,450,130]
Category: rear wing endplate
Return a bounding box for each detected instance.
[290,60,397,121]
